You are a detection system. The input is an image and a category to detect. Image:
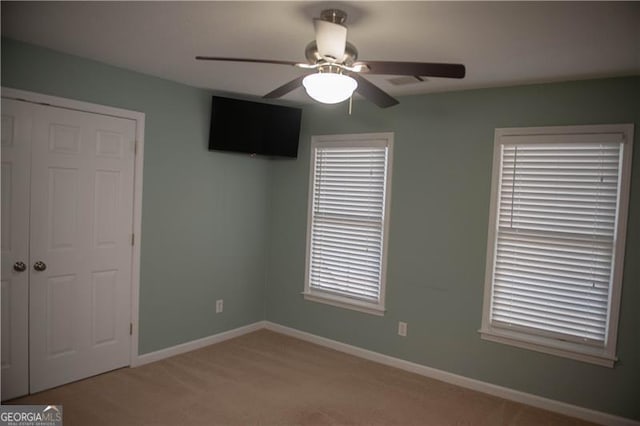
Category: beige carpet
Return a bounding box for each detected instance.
[8,329,595,425]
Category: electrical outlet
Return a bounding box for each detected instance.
[398,321,407,337]
[216,299,223,314]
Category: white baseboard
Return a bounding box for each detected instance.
[128,320,636,425]
[264,321,639,426]
[132,321,266,367]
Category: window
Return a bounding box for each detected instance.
[304,133,393,315]
[481,124,633,367]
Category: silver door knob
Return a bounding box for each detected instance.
[13,261,27,272]
[33,261,47,272]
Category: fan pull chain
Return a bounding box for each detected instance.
[348,95,353,115]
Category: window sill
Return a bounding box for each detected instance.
[302,291,385,316]
[479,327,617,368]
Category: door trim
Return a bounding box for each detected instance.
[1,87,145,368]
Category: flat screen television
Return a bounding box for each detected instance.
[208,96,302,158]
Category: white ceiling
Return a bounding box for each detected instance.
[2,1,639,104]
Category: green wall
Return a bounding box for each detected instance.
[1,38,270,354]
[3,37,639,420]
[265,77,640,420]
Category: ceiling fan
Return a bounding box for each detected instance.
[196,9,466,108]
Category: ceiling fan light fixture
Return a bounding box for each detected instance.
[196,8,465,108]
[302,72,357,104]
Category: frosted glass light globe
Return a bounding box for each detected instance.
[303,73,358,104]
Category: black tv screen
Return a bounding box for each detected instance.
[208,96,302,158]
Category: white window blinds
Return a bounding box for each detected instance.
[305,135,392,313]
[482,124,633,366]
[492,141,621,345]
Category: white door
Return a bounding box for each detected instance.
[29,104,136,393]
[1,98,136,396]
[1,99,32,400]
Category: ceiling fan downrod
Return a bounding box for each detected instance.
[320,9,347,25]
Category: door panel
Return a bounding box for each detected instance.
[0,99,32,400]
[92,269,118,346]
[46,274,78,357]
[48,167,80,250]
[94,170,121,248]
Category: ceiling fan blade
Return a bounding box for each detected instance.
[351,74,399,108]
[196,56,299,67]
[263,75,306,99]
[356,61,466,79]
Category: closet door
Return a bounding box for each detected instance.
[28,104,136,393]
[1,99,32,400]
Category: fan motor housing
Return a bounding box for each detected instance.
[305,41,358,66]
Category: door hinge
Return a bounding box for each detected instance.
[130,323,133,335]
[131,233,135,246]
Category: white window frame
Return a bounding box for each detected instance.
[303,132,394,316]
[480,124,634,367]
